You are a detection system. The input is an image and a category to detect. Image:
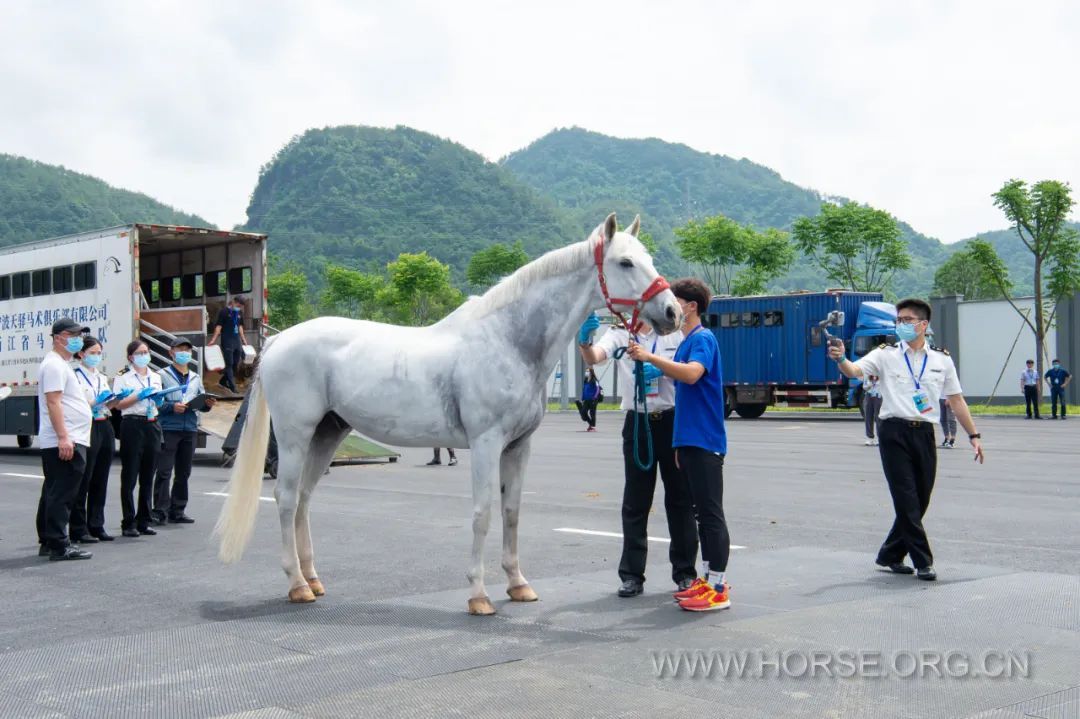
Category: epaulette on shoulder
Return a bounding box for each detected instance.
[929,344,950,355]
[117,366,130,376]
[879,343,890,350]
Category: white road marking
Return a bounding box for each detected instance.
[554,527,746,549]
[1,472,45,480]
[203,491,275,503]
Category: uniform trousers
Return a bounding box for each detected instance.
[37,445,88,550]
[154,430,196,517]
[119,417,162,530]
[677,445,729,575]
[69,419,114,537]
[876,418,937,569]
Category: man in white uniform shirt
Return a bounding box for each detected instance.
[578,313,698,597]
[830,298,984,581]
[35,318,94,561]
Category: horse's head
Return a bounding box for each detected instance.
[592,213,682,335]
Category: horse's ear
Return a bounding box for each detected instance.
[603,213,617,243]
[626,215,641,238]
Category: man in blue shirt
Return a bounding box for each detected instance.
[1045,359,1071,419]
[628,277,730,612]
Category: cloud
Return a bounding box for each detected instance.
[2,0,1077,242]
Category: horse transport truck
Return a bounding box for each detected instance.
[704,290,898,418]
[0,224,268,447]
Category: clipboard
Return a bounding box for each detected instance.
[184,393,220,413]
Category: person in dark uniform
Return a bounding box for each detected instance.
[208,296,252,393]
[830,298,985,581]
[70,336,119,543]
[1045,359,1071,419]
[1020,359,1041,419]
[112,341,165,537]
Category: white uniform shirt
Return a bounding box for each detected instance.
[594,326,683,412]
[1020,368,1039,386]
[113,366,163,418]
[74,365,111,420]
[37,352,93,448]
[854,340,962,423]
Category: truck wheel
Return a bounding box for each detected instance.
[734,403,767,419]
[16,434,32,449]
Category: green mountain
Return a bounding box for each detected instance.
[240,125,582,283]
[0,154,210,247]
[501,127,957,298]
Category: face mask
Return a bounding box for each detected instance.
[82,354,102,369]
[65,336,84,354]
[895,322,919,343]
[1053,363,1061,369]
[174,351,192,365]
[132,354,151,368]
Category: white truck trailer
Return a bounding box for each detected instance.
[0,223,268,447]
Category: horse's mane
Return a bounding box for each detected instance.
[449,237,595,321]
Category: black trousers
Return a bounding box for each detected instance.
[876,418,937,569]
[37,445,88,549]
[119,417,162,530]
[70,420,114,536]
[1024,385,1040,417]
[580,399,598,428]
[864,395,881,438]
[1051,386,1067,417]
[619,411,699,584]
[154,430,196,517]
[678,445,729,574]
[221,344,243,388]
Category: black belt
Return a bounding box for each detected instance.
[883,417,933,430]
[122,416,157,423]
[629,408,674,420]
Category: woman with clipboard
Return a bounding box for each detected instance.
[70,337,122,543]
[112,340,166,537]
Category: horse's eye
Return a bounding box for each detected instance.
[619,259,634,268]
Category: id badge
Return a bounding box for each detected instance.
[912,391,933,415]
[645,377,659,398]
[147,402,157,420]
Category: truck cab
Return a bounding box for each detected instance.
[845,301,899,408]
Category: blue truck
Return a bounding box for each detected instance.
[703,290,898,418]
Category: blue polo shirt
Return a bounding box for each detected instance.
[1046,367,1071,387]
[672,325,727,455]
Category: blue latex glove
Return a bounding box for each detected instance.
[137,386,156,400]
[94,390,113,405]
[153,395,165,407]
[115,388,135,400]
[578,313,601,344]
[642,362,663,382]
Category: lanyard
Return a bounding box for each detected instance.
[75,367,99,392]
[169,367,190,387]
[133,370,152,389]
[684,325,705,341]
[903,351,928,390]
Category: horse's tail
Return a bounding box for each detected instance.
[215,369,272,564]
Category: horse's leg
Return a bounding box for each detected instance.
[274,432,317,603]
[466,432,504,616]
[500,435,538,602]
[296,419,351,598]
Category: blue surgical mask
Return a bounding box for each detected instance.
[132,354,151,368]
[65,336,84,354]
[174,351,192,365]
[1053,363,1061,369]
[895,322,918,343]
[82,354,102,369]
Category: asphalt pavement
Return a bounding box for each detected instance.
[0,412,1076,718]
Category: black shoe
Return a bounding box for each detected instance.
[447,458,458,466]
[121,528,140,538]
[617,579,644,597]
[38,544,49,557]
[675,577,698,592]
[90,530,115,542]
[50,546,92,561]
[70,534,99,544]
[151,511,168,526]
[137,526,157,536]
[426,459,441,466]
[917,566,937,581]
[169,514,195,524]
[876,560,915,575]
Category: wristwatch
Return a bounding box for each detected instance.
[968,433,981,439]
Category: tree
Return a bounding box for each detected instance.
[674,214,795,295]
[381,252,465,326]
[466,241,529,289]
[969,179,1080,382]
[791,202,910,292]
[932,250,1000,300]
[266,261,310,329]
[320,264,385,319]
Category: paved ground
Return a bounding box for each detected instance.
[0,412,1077,718]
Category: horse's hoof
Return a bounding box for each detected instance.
[288,585,317,603]
[306,577,326,596]
[506,584,539,602]
[467,596,496,615]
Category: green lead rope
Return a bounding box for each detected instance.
[612,345,655,471]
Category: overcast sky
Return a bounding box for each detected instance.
[3,1,1077,242]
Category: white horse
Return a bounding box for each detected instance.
[215,213,681,615]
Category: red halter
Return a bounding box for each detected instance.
[593,235,670,335]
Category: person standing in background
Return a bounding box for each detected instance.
[1021,359,1041,419]
[112,341,165,537]
[208,296,252,393]
[939,396,957,448]
[70,337,119,543]
[863,375,882,446]
[576,367,601,432]
[1045,359,1071,419]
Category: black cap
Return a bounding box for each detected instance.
[169,336,194,349]
[51,318,90,335]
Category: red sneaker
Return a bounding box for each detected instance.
[672,577,710,602]
[678,584,731,612]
